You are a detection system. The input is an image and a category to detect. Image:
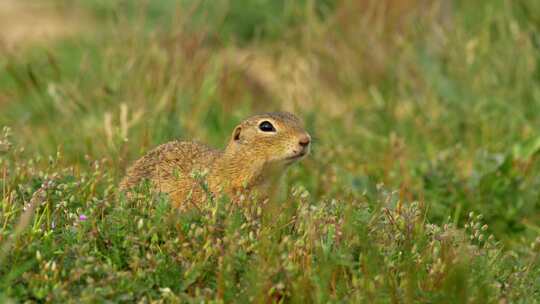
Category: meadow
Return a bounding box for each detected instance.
[0,0,539,302]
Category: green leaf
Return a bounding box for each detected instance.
[512,136,540,160]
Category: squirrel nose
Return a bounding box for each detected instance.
[299,135,311,147]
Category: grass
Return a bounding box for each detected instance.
[1,0,539,302]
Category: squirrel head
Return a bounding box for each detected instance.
[225,112,311,166]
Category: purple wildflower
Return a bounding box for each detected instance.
[79,214,88,221]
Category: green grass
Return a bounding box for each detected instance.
[1,0,539,302]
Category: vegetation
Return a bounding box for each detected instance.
[1,0,539,302]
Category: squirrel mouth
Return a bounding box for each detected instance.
[285,151,307,161]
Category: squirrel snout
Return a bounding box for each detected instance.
[299,134,311,148]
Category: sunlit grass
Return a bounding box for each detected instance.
[1,0,539,302]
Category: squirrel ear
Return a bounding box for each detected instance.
[232,126,242,142]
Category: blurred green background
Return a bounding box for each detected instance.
[1,0,539,302]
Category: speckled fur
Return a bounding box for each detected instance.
[120,112,310,207]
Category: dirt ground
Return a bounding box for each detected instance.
[0,0,89,49]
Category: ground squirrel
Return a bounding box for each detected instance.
[120,112,311,207]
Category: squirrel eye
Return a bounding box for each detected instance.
[258,121,276,132]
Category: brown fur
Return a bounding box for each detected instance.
[120,112,311,207]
